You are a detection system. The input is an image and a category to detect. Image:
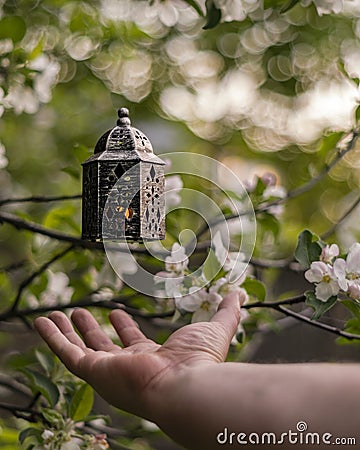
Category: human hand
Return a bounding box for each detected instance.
[34,292,242,422]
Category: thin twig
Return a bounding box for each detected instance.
[273,305,360,341]
[0,259,27,272]
[321,194,360,240]
[0,293,174,322]
[0,402,41,421]
[0,376,32,398]
[243,293,306,309]
[249,256,293,269]
[0,211,102,250]
[0,211,161,255]
[10,244,75,312]
[0,193,81,206]
[196,128,360,239]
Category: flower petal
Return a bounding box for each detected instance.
[315,281,339,302]
[346,243,360,274]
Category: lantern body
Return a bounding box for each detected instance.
[82,109,165,242]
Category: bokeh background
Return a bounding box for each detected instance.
[1,0,360,448]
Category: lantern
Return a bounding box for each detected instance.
[82,108,166,242]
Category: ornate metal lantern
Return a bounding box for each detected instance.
[82,108,166,242]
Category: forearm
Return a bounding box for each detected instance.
[150,362,360,449]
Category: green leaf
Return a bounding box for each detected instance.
[305,291,337,320]
[22,369,59,407]
[73,143,92,164]
[258,213,280,238]
[317,131,344,156]
[203,0,221,30]
[35,350,55,376]
[203,248,221,282]
[356,105,360,123]
[341,299,360,321]
[61,166,80,180]
[69,384,94,421]
[253,177,267,198]
[29,38,44,60]
[43,204,80,234]
[18,427,42,445]
[336,317,360,345]
[0,16,26,43]
[294,230,322,269]
[42,408,64,425]
[242,278,266,302]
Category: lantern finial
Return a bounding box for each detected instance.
[117,108,131,126]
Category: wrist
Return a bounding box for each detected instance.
[143,361,217,445]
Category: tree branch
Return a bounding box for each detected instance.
[0,375,32,398]
[0,293,174,322]
[0,210,103,249]
[0,211,166,255]
[321,194,360,240]
[243,294,360,341]
[10,244,75,312]
[243,293,306,309]
[0,193,81,206]
[0,401,41,422]
[196,127,360,239]
[273,305,360,341]
[0,259,28,272]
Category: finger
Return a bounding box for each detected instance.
[109,309,149,347]
[34,317,85,376]
[48,311,88,350]
[210,292,241,338]
[71,309,115,351]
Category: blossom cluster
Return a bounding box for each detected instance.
[37,429,108,450]
[305,243,360,302]
[245,172,287,217]
[154,234,250,340]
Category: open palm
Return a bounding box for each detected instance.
[34,293,241,420]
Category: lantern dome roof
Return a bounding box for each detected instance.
[83,108,165,165]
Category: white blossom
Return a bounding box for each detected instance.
[210,277,249,305]
[333,243,360,291]
[60,441,81,450]
[301,0,343,15]
[263,185,287,200]
[348,282,360,300]
[320,244,339,264]
[4,84,39,114]
[263,184,287,216]
[41,429,54,443]
[223,252,248,283]
[0,141,8,169]
[154,270,183,297]
[212,231,248,282]
[165,174,183,210]
[165,243,188,274]
[40,271,74,306]
[305,261,340,301]
[175,287,222,322]
[87,433,109,450]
